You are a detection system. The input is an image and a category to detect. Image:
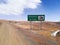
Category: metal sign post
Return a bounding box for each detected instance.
[40,21,42,30]
[30,21,32,30]
[38,15,45,30]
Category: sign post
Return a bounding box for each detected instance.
[38,15,45,30]
[28,15,45,30]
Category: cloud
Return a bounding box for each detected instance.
[0,0,42,15]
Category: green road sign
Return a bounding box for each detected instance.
[28,15,45,21]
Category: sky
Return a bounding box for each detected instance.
[0,0,60,22]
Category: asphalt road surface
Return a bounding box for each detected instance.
[0,22,59,45]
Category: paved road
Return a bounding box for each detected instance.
[0,22,59,45]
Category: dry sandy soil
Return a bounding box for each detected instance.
[0,20,60,45]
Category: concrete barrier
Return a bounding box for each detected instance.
[51,30,60,37]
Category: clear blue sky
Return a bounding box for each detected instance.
[0,0,60,22]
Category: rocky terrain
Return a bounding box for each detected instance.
[0,20,60,45]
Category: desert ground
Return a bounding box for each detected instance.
[0,20,60,45]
